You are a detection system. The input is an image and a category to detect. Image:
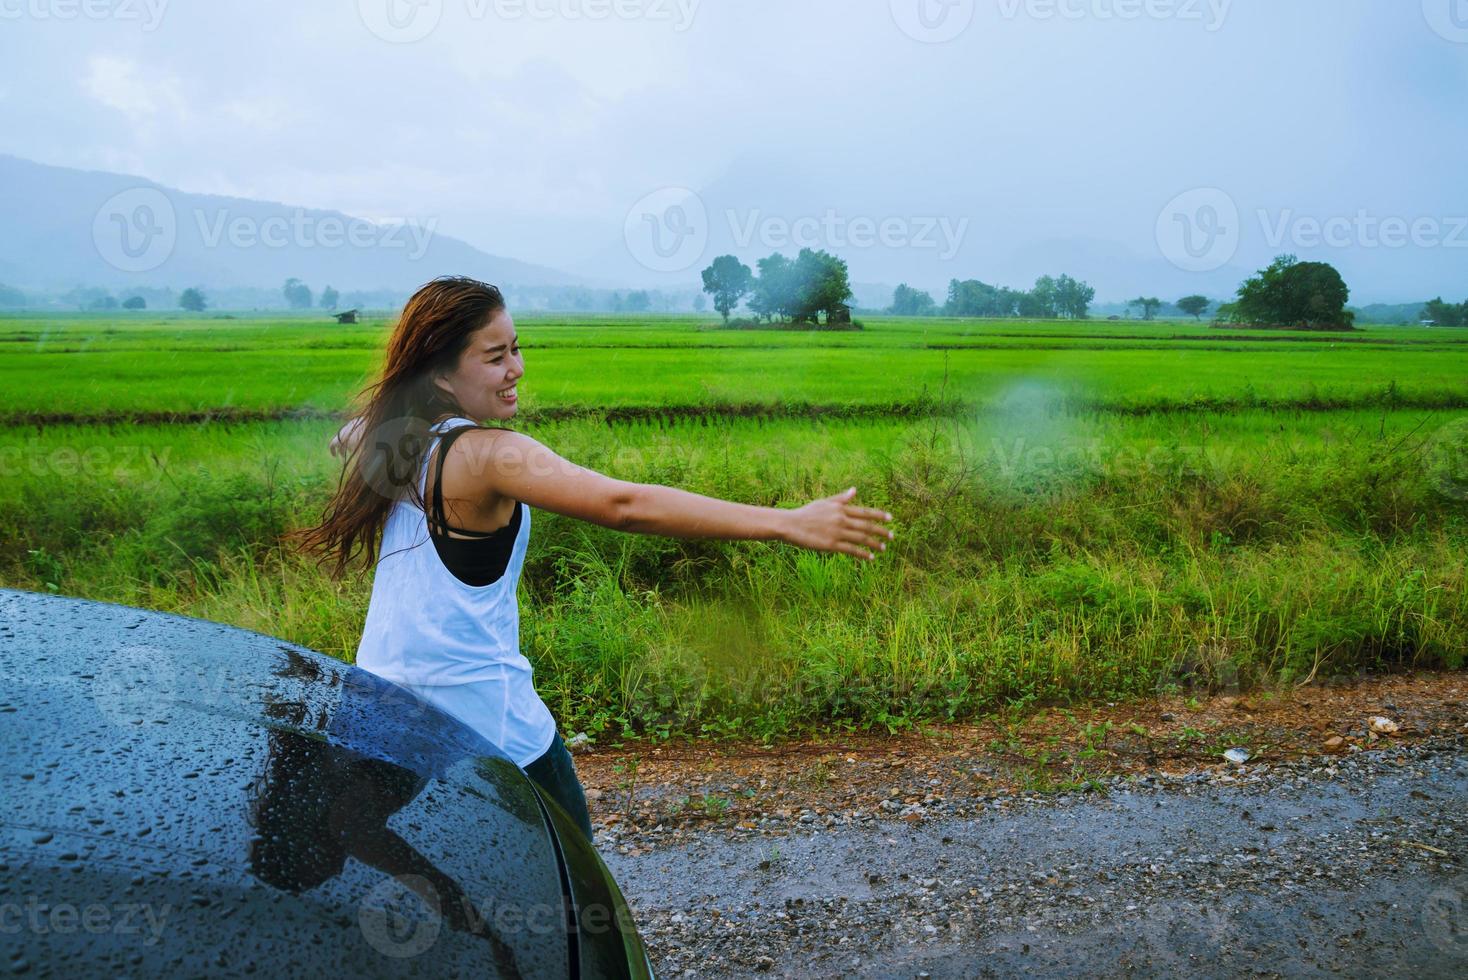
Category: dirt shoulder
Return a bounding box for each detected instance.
[575,670,1468,978]
[573,670,1467,840]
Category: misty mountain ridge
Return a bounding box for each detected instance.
[0,154,581,294]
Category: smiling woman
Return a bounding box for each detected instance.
[289,275,895,841]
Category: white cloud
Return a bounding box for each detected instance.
[80,56,190,123]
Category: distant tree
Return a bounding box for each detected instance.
[1054,274,1095,320]
[122,296,146,310]
[1421,297,1466,327]
[1024,276,1060,318]
[945,279,1021,317]
[790,248,852,324]
[1228,254,1354,330]
[692,293,708,313]
[319,286,340,311]
[1177,295,1210,320]
[701,255,754,323]
[87,295,119,311]
[283,278,313,310]
[1131,296,1163,321]
[625,290,652,313]
[179,288,207,312]
[0,283,27,307]
[889,283,937,316]
[749,253,797,322]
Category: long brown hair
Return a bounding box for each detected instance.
[289,276,506,579]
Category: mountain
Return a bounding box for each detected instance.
[0,155,581,293]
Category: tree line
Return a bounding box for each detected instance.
[1422,297,1468,326]
[701,248,853,325]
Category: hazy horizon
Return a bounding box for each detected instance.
[2,1,1466,305]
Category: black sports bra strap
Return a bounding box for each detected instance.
[430,425,501,540]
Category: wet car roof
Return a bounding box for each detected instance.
[0,589,572,976]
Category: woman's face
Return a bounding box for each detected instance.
[434,309,522,422]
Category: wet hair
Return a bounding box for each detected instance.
[287,276,506,579]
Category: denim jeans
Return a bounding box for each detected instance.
[523,731,595,841]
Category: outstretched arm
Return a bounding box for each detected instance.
[451,429,895,561]
[329,416,366,460]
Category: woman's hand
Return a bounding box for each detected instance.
[329,416,366,460]
[780,487,895,561]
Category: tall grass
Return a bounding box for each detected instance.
[3,408,1463,739]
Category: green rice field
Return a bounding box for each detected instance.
[3,311,1465,740]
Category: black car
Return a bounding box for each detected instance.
[0,589,653,978]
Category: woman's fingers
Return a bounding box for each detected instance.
[844,517,894,541]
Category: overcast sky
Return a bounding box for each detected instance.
[2,0,1465,302]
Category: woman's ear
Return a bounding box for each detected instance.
[431,371,455,400]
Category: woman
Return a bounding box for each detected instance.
[294,276,895,841]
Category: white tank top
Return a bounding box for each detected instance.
[354,416,558,767]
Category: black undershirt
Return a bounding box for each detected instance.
[426,426,520,587]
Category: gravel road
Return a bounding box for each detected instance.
[603,736,1467,978]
